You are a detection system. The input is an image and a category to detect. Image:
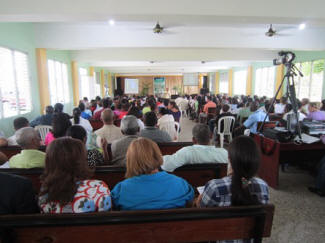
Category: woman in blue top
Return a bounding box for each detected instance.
[111,137,194,210]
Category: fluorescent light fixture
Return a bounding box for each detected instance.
[109,19,115,26]
[299,23,306,30]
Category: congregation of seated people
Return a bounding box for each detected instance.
[1,93,325,242]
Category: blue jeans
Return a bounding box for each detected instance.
[316,156,325,193]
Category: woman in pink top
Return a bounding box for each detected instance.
[44,113,72,146]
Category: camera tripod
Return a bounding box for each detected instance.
[258,61,303,139]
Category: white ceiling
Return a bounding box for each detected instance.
[1,0,325,73]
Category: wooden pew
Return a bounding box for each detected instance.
[0,163,228,192]
[0,204,275,243]
[0,142,193,160]
[157,142,193,155]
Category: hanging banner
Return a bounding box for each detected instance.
[154,77,165,95]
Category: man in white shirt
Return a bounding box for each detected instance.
[274,97,287,114]
[161,124,228,172]
[282,103,306,122]
[95,109,122,147]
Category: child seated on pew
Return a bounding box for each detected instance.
[111,138,194,210]
[39,138,112,213]
[196,135,269,243]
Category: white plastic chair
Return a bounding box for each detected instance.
[214,116,235,148]
[179,102,189,118]
[35,125,52,142]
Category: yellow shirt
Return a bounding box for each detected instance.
[9,149,46,168]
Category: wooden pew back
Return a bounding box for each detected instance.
[1,163,227,192]
[0,204,275,243]
[1,142,193,159]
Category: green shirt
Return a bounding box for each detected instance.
[238,107,253,124]
[142,106,151,115]
[9,149,46,168]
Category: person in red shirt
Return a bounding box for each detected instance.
[203,96,216,113]
[93,98,112,120]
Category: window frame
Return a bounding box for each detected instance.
[254,66,275,98]
[47,59,70,106]
[233,70,247,96]
[0,45,32,119]
[219,72,229,94]
[294,59,324,102]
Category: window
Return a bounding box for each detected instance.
[79,68,96,100]
[294,60,324,102]
[219,72,229,94]
[0,47,32,118]
[233,70,247,95]
[255,67,275,97]
[48,60,69,105]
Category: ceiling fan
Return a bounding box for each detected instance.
[265,24,277,37]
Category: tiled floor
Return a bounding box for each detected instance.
[179,117,325,243]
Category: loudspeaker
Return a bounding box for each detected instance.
[200,88,209,95]
[203,76,208,89]
[115,77,124,95]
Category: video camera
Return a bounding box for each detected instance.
[273,51,296,66]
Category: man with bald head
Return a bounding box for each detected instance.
[95,108,122,147]
[9,127,45,168]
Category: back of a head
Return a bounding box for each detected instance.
[78,102,86,112]
[66,125,87,142]
[192,124,210,145]
[101,109,114,124]
[45,106,54,114]
[163,99,169,107]
[159,107,169,116]
[228,136,261,206]
[16,127,40,148]
[13,117,29,131]
[126,137,163,178]
[281,97,288,104]
[285,103,293,113]
[121,99,130,111]
[250,101,259,112]
[120,115,139,135]
[54,103,64,113]
[52,113,72,138]
[144,111,157,127]
[73,108,81,124]
[127,106,141,119]
[169,101,178,110]
[102,98,110,109]
[42,137,92,204]
[222,104,230,113]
